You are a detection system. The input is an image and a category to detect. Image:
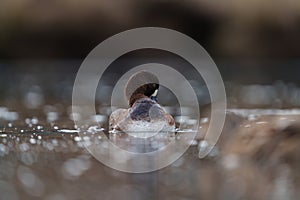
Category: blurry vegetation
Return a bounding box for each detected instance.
[0,0,300,59]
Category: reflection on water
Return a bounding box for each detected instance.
[109,131,176,153]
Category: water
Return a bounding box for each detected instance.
[1,106,300,199]
[1,64,300,199]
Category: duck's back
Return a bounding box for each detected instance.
[109,98,175,133]
[129,98,165,122]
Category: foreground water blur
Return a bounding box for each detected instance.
[1,104,300,199]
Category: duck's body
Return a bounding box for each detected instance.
[109,71,175,134]
[109,96,175,133]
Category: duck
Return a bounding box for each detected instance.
[109,71,175,135]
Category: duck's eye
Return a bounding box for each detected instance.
[153,83,159,90]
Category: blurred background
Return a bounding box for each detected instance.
[1,0,300,109]
[1,0,300,59]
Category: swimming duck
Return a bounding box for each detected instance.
[109,71,175,134]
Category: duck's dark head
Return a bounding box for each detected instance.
[125,71,159,107]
